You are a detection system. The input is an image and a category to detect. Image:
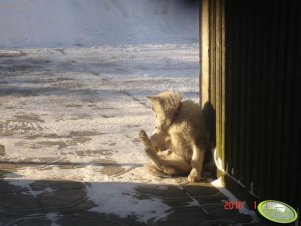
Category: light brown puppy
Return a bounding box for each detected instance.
[139,91,209,182]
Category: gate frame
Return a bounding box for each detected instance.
[200,0,226,180]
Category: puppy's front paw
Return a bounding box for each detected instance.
[188,169,201,182]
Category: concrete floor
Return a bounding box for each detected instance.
[0,48,269,226]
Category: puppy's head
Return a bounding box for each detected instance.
[147,92,183,131]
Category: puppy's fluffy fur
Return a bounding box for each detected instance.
[139,91,210,182]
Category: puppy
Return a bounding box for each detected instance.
[139,91,210,182]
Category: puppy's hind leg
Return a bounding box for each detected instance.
[139,130,152,147]
[146,147,191,176]
[139,130,188,176]
[139,130,170,172]
[144,146,182,175]
[145,146,165,170]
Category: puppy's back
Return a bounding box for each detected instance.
[169,100,208,157]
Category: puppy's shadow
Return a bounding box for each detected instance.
[203,101,216,150]
[203,101,217,179]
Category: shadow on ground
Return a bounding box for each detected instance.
[0,168,267,226]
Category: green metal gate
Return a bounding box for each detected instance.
[200,0,300,210]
